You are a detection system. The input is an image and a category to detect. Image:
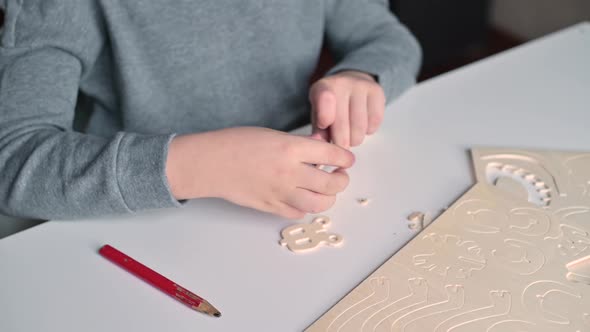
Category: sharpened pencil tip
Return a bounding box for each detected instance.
[193,301,221,317]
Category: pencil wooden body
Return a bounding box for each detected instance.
[99,244,221,317]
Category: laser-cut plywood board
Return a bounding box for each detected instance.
[306,148,590,332]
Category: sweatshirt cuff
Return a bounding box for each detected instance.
[115,132,183,212]
[325,51,418,104]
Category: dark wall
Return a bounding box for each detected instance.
[391,0,491,71]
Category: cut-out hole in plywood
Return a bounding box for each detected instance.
[485,162,551,207]
[473,150,569,199]
[306,148,590,332]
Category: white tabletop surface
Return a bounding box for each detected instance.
[1,23,589,332]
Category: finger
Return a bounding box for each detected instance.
[310,82,337,131]
[273,201,306,220]
[257,196,306,220]
[297,165,350,195]
[349,92,368,147]
[297,138,355,168]
[285,188,336,214]
[367,89,386,135]
[308,133,329,168]
[331,93,350,149]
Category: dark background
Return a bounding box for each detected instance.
[311,0,524,83]
[390,0,520,81]
[314,0,588,81]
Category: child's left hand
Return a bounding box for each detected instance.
[309,70,386,148]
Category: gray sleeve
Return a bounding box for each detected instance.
[324,0,422,102]
[0,0,180,220]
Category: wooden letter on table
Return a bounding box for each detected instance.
[306,148,590,332]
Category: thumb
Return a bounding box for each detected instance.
[310,82,337,132]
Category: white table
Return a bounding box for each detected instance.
[1,23,589,332]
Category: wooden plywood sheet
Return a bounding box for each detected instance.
[306,148,590,332]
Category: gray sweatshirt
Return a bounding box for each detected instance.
[0,0,421,220]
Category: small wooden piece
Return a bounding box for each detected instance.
[407,211,425,222]
[407,211,425,231]
[357,198,370,206]
[279,216,343,253]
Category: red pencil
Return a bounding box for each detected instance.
[99,244,221,317]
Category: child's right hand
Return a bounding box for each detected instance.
[165,127,355,219]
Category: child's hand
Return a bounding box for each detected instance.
[166,127,355,219]
[309,70,386,148]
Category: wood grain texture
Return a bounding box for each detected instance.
[307,148,590,332]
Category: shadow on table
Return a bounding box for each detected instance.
[0,215,45,239]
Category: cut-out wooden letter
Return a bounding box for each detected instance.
[279,216,343,253]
